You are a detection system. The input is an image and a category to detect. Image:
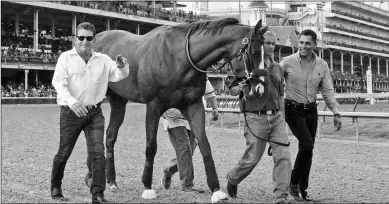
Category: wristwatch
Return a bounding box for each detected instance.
[334,113,341,118]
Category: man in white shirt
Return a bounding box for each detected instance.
[161,78,219,192]
[50,22,129,204]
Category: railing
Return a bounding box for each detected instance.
[205,107,389,143]
[205,93,389,143]
[212,94,389,109]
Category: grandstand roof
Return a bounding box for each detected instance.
[269,26,299,47]
[161,2,187,8]
[248,1,269,8]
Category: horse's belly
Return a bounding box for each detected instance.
[108,79,146,103]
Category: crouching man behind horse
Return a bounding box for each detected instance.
[226,30,292,204]
[161,78,220,193]
[50,22,129,204]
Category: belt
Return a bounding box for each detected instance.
[60,102,102,110]
[247,109,279,115]
[285,99,317,109]
[86,102,102,110]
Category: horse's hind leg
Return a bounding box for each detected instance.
[182,99,228,203]
[141,98,163,199]
[105,89,128,191]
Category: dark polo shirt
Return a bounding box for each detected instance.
[229,58,284,112]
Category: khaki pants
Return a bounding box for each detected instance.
[164,126,197,190]
[227,111,292,198]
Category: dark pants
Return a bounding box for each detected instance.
[51,106,106,196]
[285,101,318,191]
[164,126,197,190]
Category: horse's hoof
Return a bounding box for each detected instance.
[211,190,228,203]
[142,189,157,199]
[108,181,119,192]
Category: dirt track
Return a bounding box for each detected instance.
[2,104,389,203]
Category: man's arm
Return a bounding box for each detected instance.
[206,95,218,110]
[278,76,285,119]
[204,79,219,121]
[51,54,78,108]
[279,57,288,78]
[106,55,130,82]
[204,80,218,110]
[320,63,340,115]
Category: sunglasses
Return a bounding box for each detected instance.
[77,36,94,41]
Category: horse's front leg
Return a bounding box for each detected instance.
[141,98,163,199]
[182,99,228,203]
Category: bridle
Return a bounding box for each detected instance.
[185,26,290,150]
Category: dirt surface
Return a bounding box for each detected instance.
[2,104,389,203]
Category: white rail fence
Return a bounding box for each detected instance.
[206,93,389,143]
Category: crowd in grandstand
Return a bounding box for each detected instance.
[1,30,72,65]
[325,18,389,42]
[324,33,389,54]
[1,82,56,97]
[51,1,210,23]
[331,6,389,28]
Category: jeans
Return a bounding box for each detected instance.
[51,106,106,196]
[164,126,197,190]
[227,111,292,198]
[285,101,318,191]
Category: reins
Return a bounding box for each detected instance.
[185,25,290,154]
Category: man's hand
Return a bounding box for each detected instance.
[70,101,88,117]
[212,109,219,121]
[116,55,128,68]
[334,115,342,131]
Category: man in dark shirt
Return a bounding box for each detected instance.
[226,30,292,204]
[280,29,342,201]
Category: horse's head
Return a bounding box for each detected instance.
[226,20,269,98]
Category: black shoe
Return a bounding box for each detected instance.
[182,187,205,194]
[289,184,303,202]
[227,181,237,199]
[301,190,312,202]
[50,186,69,201]
[92,194,109,204]
[161,168,172,190]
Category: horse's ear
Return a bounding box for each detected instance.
[259,26,268,35]
[254,19,262,34]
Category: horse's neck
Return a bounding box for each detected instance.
[189,27,247,69]
[189,37,229,69]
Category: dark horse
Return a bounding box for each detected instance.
[93,18,267,202]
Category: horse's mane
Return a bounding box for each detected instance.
[169,18,241,36]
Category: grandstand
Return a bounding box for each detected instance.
[1,1,388,98]
[280,1,389,93]
[1,1,210,97]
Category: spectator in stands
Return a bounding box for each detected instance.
[280,29,342,202]
[49,22,129,204]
